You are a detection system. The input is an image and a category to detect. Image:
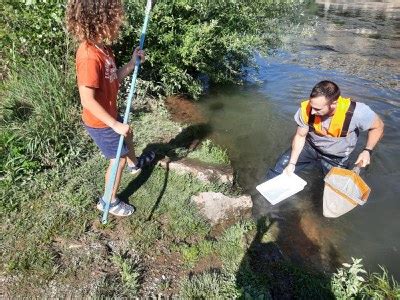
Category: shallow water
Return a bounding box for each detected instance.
[198,1,400,278]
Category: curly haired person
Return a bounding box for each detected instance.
[66,0,155,217]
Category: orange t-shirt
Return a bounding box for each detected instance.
[76,41,119,128]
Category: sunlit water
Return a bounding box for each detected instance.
[198,1,400,278]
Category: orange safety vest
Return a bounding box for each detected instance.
[300,96,356,137]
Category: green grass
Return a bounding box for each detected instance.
[178,220,270,299]
[0,130,41,183]
[187,139,230,165]
[362,267,400,299]
[0,94,225,295]
[131,107,181,152]
[179,271,240,299]
[215,220,255,274]
[179,239,214,268]
[0,59,92,182]
[2,145,399,298]
[1,76,397,297]
[1,146,219,296]
[111,253,141,297]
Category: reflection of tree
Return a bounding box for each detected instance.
[315,0,400,18]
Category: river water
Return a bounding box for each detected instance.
[198,1,400,278]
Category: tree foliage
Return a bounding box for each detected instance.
[1,0,308,97]
[117,0,308,98]
[0,1,71,76]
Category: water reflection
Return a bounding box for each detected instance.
[316,0,400,18]
[284,0,400,91]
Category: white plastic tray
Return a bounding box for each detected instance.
[256,173,307,205]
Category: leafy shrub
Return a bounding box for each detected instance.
[116,0,310,98]
[1,1,308,98]
[0,130,41,184]
[111,253,142,296]
[0,59,91,178]
[180,240,214,268]
[0,1,71,76]
[331,258,400,299]
[331,258,367,299]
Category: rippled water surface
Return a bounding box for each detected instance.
[198,0,400,278]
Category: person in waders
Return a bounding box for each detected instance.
[265,80,384,182]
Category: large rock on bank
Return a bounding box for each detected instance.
[191,192,252,225]
[159,158,234,184]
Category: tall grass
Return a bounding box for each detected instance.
[362,267,400,299]
[0,59,91,181]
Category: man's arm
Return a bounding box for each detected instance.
[284,126,309,174]
[79,85,130,136]
[355,115,384,167]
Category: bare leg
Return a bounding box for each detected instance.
[125,131,138,166]
[104,157,127,201]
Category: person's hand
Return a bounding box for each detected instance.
[355,150,371,168]
[112,121,131,137]
[132,46,145,64]
[283,163,295,175]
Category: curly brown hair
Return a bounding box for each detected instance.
[66,0,124,43]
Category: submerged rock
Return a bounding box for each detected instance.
[164,95,206,124]
[191,192,252,225]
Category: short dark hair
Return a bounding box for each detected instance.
[310,80,340,103]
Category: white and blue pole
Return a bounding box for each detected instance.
[102,0,154,224]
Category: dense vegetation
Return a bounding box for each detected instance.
[0,0,306,184]
[1,0,306,97]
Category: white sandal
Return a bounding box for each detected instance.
[97,197,135,217]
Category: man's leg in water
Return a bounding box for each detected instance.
[265,142,319,180]
[320,154,350,176]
